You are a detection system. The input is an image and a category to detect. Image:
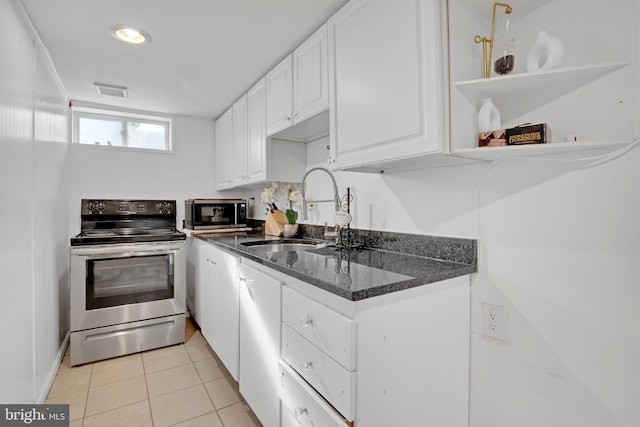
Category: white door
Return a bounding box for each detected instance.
[198,242,216,343]
[293,23,329,123]
[239,261,282,427]
[232,94,248,186]
[214,108,233,190]
[246,77,267,184]
[266,54,293,136]
[207,247,240,380]
[328,0,444,169]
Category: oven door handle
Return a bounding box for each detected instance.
[84,249,178,260]
[71,242,185,258]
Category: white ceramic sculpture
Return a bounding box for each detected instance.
[526,31,564,72]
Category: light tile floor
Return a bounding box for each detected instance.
[46,319,262,427]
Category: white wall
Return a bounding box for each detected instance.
[0,0,68,403]
[65,113,243,236]
[471,147,640,426]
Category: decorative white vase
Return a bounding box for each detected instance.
[283,224,299,238]
[526,31,563,72]
[477,98,501,133]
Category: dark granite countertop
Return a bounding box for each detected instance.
[194,229,477,301]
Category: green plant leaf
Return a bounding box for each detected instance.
[285,209,298,224]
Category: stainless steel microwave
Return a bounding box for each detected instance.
[184,199,247,230]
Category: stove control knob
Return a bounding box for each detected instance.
[156,202,173,214]
[86,201,106,214]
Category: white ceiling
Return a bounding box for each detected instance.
[20,0,348,119]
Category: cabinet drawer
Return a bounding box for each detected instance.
[282,323,355,421]
[282,406,302,427]
[279,360,348,427]
[282,286,356,370]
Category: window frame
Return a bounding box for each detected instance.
[71,106,173,153]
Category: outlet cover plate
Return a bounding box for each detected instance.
[482,303,506,341]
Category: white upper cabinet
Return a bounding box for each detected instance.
[214,107,233,190]
[266,55,294,136]
[231,94,248,187]
[215,77,306,190]
[327,0,447,172]
[246,77,268,184]
[266,24,330,142]
[448,0,639,160]
[293,23,329,125]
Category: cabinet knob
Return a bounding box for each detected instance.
[294,407,308,418]
[286,116,292,121]
[300,315,313,328]
[293,112,299,119]
[301,361,313,371]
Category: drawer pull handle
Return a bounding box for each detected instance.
[300,315,313,328]
[301,361,313,371]
[294,407,308,418]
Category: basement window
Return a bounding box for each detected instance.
[72,107,172,152]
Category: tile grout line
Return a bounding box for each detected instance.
[141,352,154,427]
[80,363,94,423]
[183,331,229,427]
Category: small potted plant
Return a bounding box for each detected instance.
[284,189,302,238]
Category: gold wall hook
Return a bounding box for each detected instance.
[474,3,512,78]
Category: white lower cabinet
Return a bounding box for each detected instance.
[239,260,283,427]
[282,286,356,370]
[281,407,300,427]
[281,274,470,427]
[279,361,347,427]
[281,324,356,421]
[187,238,240,380]
[205,245,239,381]
[195,242,470,427]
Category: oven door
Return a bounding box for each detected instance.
[70,241,186,332]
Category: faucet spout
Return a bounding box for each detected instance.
[300,166,340,221]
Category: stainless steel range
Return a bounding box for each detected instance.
[69,199,187,366]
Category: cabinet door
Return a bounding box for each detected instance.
[266,54,294,136]
[293,23,328,124]
[246,77,267,184]
[214,108,233,190]
[208,247,240,381]
[197,242,216,342]
[185,236,200,323]
[239,262,282,427]
[232,94,248,186]
[328,0,444,169]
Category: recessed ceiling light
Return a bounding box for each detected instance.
[111,26,150,44]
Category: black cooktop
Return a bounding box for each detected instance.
[70,230,186,246]
[70,199,186,246]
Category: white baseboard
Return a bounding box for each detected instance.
[36,332,70,404]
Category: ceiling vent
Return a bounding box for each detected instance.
[94,82,128,98]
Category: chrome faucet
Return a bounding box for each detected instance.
[300,166,341,243]
[300,166,340,219]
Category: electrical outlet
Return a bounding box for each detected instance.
[482,303,506,341]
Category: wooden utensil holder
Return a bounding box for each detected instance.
[265,210,288,236]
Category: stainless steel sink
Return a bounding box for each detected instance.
[243,239,329,254]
